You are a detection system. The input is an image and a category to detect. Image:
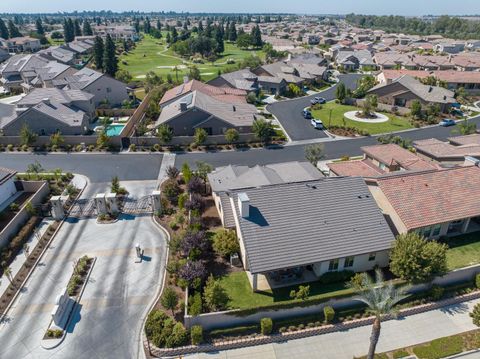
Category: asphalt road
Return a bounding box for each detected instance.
[267,74,363,141]
[0,153,163,183]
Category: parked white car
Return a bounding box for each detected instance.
[311,119,324,129]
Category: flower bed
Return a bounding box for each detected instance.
[67,256,94,297]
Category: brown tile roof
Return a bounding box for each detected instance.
[448,134,480,146]
[160,79,246,105]
[381,69,480,84]
[361,144,438,171]
[414,138,480,160]
[376,166,480,230]
[328,159,385,177]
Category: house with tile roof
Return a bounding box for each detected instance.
[222,177,395,290]
[154,90,258,136]
[327,144,438,177]
[413,135,480,163]
[367,75,456,112]
[367,166,480,239]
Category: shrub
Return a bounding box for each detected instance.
[393,350,410,359]
[46,329,63,338]
[476,274,480,289]
[318,270,354,284]
[145,310,168,346]
[166,322,188,348]
[7,144,13,151]
[129,144,137,152]
[323,306,335,323]
[190,325,203,345]
[260,317,273,335]
[212,229,239,257]
[189,292,203,316]
[279,327,287,333]
[471,303,480,327]
[163,179,181,204]
[203,275,229,312]
[178,193,188,210]
[289,285,310,301]
[429,285,445,301]
[9,203,19,212]
[153,143,162,152]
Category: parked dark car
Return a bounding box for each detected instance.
[303,109,312,119]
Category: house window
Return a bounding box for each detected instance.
[368,253,376,261]
[107,87,112,93]
[432,224,441,237]
[394,98,407,107]
[344,256,355,268]
[328,259,339,271]
[421,226,432,238]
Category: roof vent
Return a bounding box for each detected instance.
[238,193,250,218]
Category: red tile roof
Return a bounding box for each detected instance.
[361,144,438,171]
[160,79,247,105]
[376,166,480,230]
[328,159,385,177]
[380,69,480,84]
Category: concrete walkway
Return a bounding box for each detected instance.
[187,298,480,359]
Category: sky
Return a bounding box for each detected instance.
[1,0,480,16]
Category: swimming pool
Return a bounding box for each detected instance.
[106,124,125,136]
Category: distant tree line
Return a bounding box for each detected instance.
[346,14,480,40]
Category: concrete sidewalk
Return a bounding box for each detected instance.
[188,298,480,359]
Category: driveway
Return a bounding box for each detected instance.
[0,180,167,359]
[267,74,363,141]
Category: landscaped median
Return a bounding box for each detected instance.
[310,102,414,136]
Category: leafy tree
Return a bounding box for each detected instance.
[160,287,179,316]
[35,18,44,35]
[236,33,252,49]
[157,124,173,144]
[163,179,181,204]
[93,36,104,71]
[190,325,203,345]
[166,166,179,180]
[194,161,213,184]
[27,160,43,174]
[185,193,205,213]
[203,275,229,311]
[212,229,239,257]
[224,128,239,144]
[189,65,201,81]
[214,26,224,53]
[0,19,9,39]
[228,21,237,41]
[250,25,263,48]
[193,128,208,146]
[252,119,275,145]
[181,231,209,259]
[115,69,132,84]
[179,260,206,286]
[182,162,193,183]
[3,266,14,287]
[336,82,347,104]
[354,75,376,98]
[73,19,82,37]
[286,83,302,97]
[110,176,120,193]
[410,100,423,119]
[103,34,118,76]
[20,124,37,146]
[8,20,22,38]
[348,269,409,359]
[83,21,93,36]
[260,318,273,335]
[187,176,203,194]
[63,18,74,42]
[96,129,110,149]
[362,94,378,117]
[390,232,448,283]
[240,54,262,69]
[304,143,325,167]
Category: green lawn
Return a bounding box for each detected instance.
[219,271,354,310]
[447,232,480,270]
[119,35,265,82]
[311,102,414,135]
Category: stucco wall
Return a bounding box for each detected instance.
[313,250,390,276]
[84,76,129,107]
[0,177,17,205]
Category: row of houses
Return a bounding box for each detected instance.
[0,54,129,136]
[205,136,480,290]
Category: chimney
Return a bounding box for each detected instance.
[232,105,236,112]
[238,193,250,218]
[180,101,187,112]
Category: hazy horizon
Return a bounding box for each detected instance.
[0,0,480,16]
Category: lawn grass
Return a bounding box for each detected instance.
[219,271,354,310]
[119,35,265,82]
[447,232,480,270]
[311,102,414,135]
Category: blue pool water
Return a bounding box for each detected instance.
[106,124,125,136]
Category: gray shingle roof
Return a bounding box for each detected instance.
[0,167,16,185]
[230,177,395,274]
[17,88,93,107]
[208,161,323,193]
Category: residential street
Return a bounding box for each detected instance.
[0,180,167,359]
[187,298,480,359]
[267,74,363,141]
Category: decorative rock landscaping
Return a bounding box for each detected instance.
[344,111,389,123]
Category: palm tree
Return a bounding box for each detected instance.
[3,266,15,288]
[348,269,409,359]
